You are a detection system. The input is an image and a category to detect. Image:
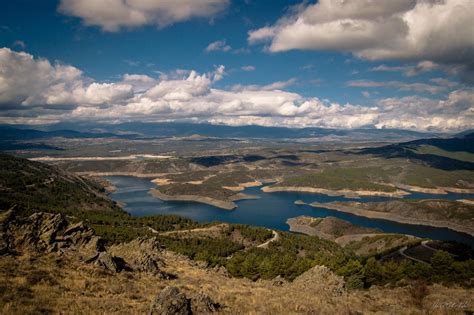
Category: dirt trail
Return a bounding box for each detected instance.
[398,246,428,265]
[420,240,458,257]
[159,225,279,249]
[420,240,437,251]
[159,224,229,236]
[257,230,279,248]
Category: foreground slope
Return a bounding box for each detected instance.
[2,210,473,314]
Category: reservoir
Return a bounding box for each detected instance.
[106,176,474,247]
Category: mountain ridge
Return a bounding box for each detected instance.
[0,122,442,141]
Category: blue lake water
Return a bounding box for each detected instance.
[105,176,474,247]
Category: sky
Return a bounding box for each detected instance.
[0,0,473,131]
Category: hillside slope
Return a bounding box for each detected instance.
[2,210,473,314]
[357,133,474,170]
[0,153,120,214]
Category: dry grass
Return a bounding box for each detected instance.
[340,234,419,256]
[2,249,473,314]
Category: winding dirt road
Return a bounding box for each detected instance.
[257,230,280,248]
[398,246,428,264]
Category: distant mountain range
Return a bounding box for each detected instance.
[0,125,120,141]
[0,125,132,150]
[455,129,474,139]
[0,122,444,142]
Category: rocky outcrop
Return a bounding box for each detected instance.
[92,252,122,273]
[109,238,173,278]
[0,211,168,275]
[0,210,102,256]
[149,286,191,315]
[149,286,220,315]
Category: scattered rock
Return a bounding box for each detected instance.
[190,292,220,313]
[212,265,229,277]
[83,252,100,264]
[149,286,191,315]
[94,252,120,273]
[78,236,106,258]
[149,287,220,315]
[85,251,132,273]
[134,253,161,273]
[272,275,286,286]
[195,260,209,269]
[292,265,346,297]
[109,238,166,275]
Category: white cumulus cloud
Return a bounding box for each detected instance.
[249,0,474,82]
[58,0,230,31]
[0,48,134,109]
[0,48,473,132]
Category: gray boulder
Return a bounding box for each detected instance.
[94,252,120,273]
[190,292,220,313]
[149,286,191,315]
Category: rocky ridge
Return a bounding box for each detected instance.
[1,210,473,314]
[0,210,167,276]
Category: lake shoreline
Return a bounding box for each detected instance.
[397,184,474,195]
[309,201,474,237]
[149,188,237,210]
[82,171,169,178]
[262,186,410,198]
[103,175,474,247]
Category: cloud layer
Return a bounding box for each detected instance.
[59,0,229,31]
[249,0,474,82]
[347,79,451,94]
[0,48,472,131]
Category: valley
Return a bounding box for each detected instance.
[1,125,474,313]
[12,127,472,243]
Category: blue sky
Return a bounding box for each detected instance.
[0,0,473,131]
